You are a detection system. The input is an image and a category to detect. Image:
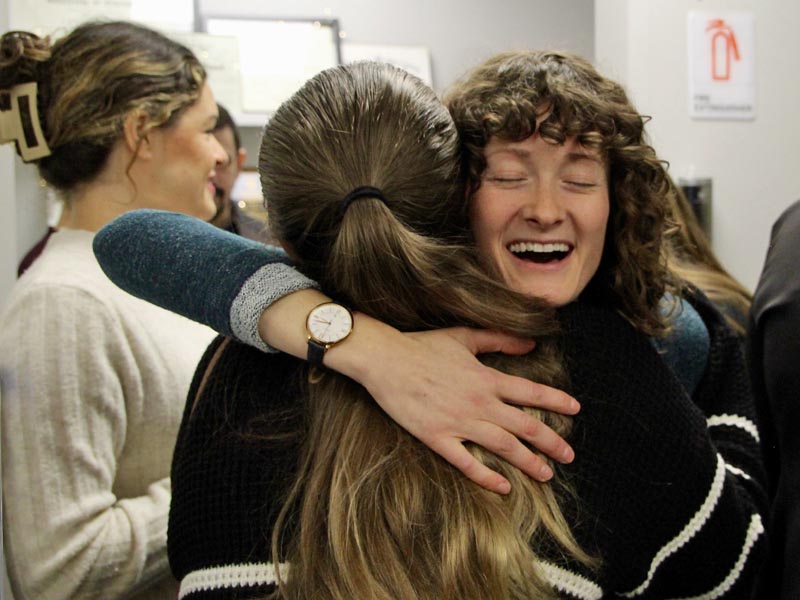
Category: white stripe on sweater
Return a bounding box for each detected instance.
[178,562,287,599]
[671,513,764,599]
[540,562,603,599]
[622,454,726,598]
[725,463,752,481]
[707,414,760,443]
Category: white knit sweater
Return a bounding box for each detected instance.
[0,229,214,600]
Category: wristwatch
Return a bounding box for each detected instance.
[306,302,354,366]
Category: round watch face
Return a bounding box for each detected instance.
[306,303,353,344]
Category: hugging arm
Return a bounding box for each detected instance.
[94,209,579,493]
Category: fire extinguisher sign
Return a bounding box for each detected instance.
[688,11,756,120]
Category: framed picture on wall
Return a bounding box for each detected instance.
[203,17,341,125]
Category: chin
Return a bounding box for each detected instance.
[517,284,572,308]
[196,194,218,221]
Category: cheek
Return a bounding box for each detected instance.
[215,169,234,187]
[584,202,610,269]
[470,195,502,249]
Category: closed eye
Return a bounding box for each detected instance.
[565,180,598,189]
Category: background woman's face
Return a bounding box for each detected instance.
[470,132,609,307]
[144,82,227,220]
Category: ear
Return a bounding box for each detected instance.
[236,147,247,170]
[122,110,153,159]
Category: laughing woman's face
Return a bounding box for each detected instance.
[470,132,609,307]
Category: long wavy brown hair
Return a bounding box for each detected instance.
[0,21,205,194]
[260,61,595,600]
[445,50,681,336]
[664,179,752,335]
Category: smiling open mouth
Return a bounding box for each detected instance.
[508,242,572,264]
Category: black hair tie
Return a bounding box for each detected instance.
[340,186,389,215]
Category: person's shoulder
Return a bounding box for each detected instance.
[14,229,114,297]
[3,234,110,323]
[772,198,800,238]
[190,338,305,432]
[558,301,650,350]
[751,201,800,319]
[682,286,729,332]
[5,229,214,347]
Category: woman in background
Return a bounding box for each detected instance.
[0,21,222,600]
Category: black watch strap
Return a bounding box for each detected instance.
[307,338,328,366]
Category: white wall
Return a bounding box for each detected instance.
[0,0,51,309]
[595,0,800,291]
[0,155,16,309]
[0,13,13,598]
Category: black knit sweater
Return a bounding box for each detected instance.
[168,298,766,599]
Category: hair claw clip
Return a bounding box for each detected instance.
[0,82,51,162]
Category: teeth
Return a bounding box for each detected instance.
[508,242,570,254]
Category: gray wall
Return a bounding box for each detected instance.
[201,0,596,166]
[201,0,594,93]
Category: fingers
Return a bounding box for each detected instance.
[362,326,576,495]
[439,423,556,485]
[495,374,580,415]
[493,402,575,464]
[448,327,536,356]
[430,439,515,495]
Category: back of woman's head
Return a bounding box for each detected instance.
[0,20,205,193]
[446,50,679,336]
[260,62,593,600]
[261,61,476,329]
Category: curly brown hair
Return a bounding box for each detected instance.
[445,50,680,336]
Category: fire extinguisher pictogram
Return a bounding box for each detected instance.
[706,19,740,81]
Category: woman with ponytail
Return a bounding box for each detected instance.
[102,59,766,598]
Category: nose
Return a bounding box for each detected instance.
[211,136,227,166]
[520,183,564,228]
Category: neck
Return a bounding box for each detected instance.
[59,140,141,232]
[61,180,136,232]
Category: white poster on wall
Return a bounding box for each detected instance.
[170,32,243,116]
[204,18,340,123]
[688,11,756,120]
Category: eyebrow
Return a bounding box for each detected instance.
[484,146,531,160]
[566,151,603,165]
[484,147,603,165]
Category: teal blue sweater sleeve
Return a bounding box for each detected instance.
[93,209,318,352]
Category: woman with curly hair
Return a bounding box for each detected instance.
[0,21,223,600]
[96,53,765,597]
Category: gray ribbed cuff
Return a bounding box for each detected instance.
[230,263,319,353]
